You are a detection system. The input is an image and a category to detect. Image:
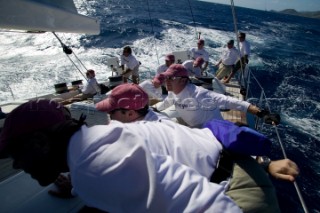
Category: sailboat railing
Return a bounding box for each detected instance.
[241,67,309,213]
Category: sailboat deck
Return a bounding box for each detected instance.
[221,80,247,124]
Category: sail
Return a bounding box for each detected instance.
[0,0,100,35]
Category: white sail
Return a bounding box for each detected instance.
[0,0,100,35]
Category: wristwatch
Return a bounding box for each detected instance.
[260,156,271,171]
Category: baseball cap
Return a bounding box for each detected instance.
[95,83,149,112]
[0,100,72,155]
[161,64,189,78]
[165,54,175,62]
[197,39,205,45]
[194,57,204,67]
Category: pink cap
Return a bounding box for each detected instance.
[161,64,189,78]
[153,74,165,85]
[194,57,204,67]
[165,54,175,62]
[95,83,149,112]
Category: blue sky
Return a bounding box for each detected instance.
[200,0,320,12]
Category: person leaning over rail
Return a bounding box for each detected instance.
[48,83,170,200]
[0,100,299,212]
[153,64,262,128]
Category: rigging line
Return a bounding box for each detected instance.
[272,122,309,213]
[146,0,160,66]
[186,0,198,39]
[65,54,88,81]
[250,64,309,213]
[244,45,309,213]
[52,32,88,82]
[52,32,88,71]
[229,0,244,86]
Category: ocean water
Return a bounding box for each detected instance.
[0,0,319,212]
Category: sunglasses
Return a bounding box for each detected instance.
[166,76,185,80]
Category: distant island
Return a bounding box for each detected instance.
[274,9,320,19]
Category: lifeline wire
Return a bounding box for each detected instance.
[272,122,309,213]
[229,1,309,211]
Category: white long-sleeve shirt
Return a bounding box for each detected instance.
[156,64,169,75]
[220,47,239,66]
[240,40,250,57]
[189,47,209,62]
[156,83,250,127]
[120,54,140,70]
[81,77,99,95]
[182,60,202,77]
[68,122,242,213]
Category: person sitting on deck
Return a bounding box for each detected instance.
[182,56,204,77]
[189,39,209,71]
[0,100,299,213]
[60,69,100,105]
[223,32,251,84]
[215,39,239,80]
[139,53,176,99]
[153,64,262,128]
[95,83,168,123]
[156,53,175,75]
[120,46,140,84]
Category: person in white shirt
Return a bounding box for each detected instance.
[1,100,301,212]
[223,32,251,83]
[154,64,261,128]
[139,54,176,100]
[215,40,239,80]
[156,53,175,75]
[182,57,204,77]
[120,46,140,84]
[95,83,168,122]
[189,39,209,71]
[60,69,100,105]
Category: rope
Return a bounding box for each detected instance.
[272,122,309,213]
[230,3,309,211]
[186,0,198,39]
[52,32,88,82]
[146,0,160,66]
